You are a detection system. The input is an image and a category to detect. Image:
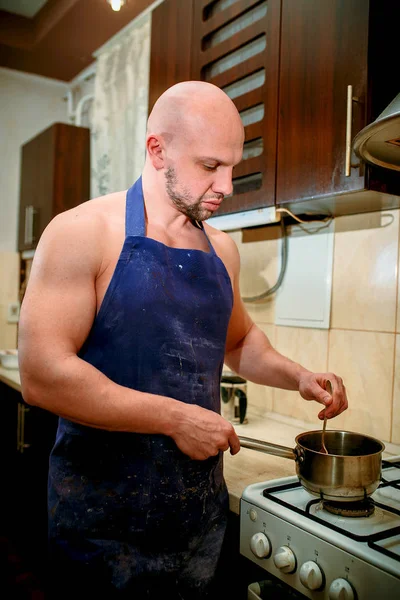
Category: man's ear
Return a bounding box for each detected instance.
[146,134,164,170]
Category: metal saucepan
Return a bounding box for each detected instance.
[238,430,385,502]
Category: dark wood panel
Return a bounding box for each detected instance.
[208,53,265,89]
[148,0,195,114]
[199,19,266,72]
[18,123,90,252]
[234,87,265,113]
[192,0,281,215]
[199,0,262,37]
[276,0,369,205]
[53,124,90,216]
[244,123,264,143]
[233,155,264,179]
[18,127,55,252]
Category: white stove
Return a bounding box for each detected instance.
[240,456,400,599]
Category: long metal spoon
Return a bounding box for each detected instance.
[320,380,333,454]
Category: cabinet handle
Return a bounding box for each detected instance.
[17,402,21,451]
[20,404,30,453]
[345,85,361,176]
[17,403,30,453]
[24,205,37,245]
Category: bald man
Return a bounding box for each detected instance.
[18,81,348,598]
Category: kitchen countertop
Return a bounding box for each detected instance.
[1,369,395,515]
[224,443,296,514]
[225,417,303,514]
[0,365,300,512]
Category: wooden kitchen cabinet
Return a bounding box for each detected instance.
[0,381,58,577]
[148,0,195,114]
[157,0,398,218]
[276,0,400,216]
[18,122,90,252]
[190,0,281,216]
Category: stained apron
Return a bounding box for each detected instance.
[47,176,234,598]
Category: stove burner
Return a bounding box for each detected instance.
[322,499,375,517]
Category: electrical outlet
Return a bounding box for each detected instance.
[7,302,20,323]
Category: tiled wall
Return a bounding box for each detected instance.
[0,252,20,349]
[229,208,400,446]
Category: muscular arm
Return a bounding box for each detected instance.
[18,207,240,459]
[211,230,348,419]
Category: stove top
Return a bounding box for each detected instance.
[240,456,400,599]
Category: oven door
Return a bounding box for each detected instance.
[248,579,308,599]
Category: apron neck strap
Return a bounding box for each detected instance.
[125,177,216,255]
[126,177,145,237]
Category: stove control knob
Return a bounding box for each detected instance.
[299,561,324,590]
[329,578,355,600]
[273,546,296,573]
[249,508,258,522]
[250,532,271,558]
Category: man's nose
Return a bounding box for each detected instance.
[212,168,233,197]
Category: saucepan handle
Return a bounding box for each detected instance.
[238,435,296,460]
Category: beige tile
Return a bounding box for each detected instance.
[392,334,400,444]
[0,305,17,348]
[331,211,398,332]
[328,329,394,442]
[246,324,276,416]
[228,228,279,324]
[0,252,20,349]
[272,326,329,424]
[397,233,400,332]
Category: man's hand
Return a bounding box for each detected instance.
[170,403,241,460]
[298,373,348,419]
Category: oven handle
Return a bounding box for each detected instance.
[238,436,296,460]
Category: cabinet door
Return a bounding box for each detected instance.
[18,126,55,252]
[13,401,58,567]
[52,123,90,217]
[148,0,195,113]
[276,0,369,206]
[18,123,90,252]
[0,380,58,568]
[191,0,281,215]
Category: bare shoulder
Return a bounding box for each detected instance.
[35,190,126,275]
[203,222,240,280]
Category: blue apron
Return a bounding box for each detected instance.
[47,177,234,598]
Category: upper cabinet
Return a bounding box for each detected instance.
[18,123,90,253]
[148,0,195,113]
[276,0,399,216]
[191,0,280,216]
[149,0,399,218]
[277,0,368,204]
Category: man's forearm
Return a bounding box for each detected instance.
[224,323,311,390]
[20,352,181,434]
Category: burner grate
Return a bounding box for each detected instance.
[262,467,400,563]
[322,499,375,517]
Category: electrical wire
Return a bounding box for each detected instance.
[241,209,334,303]
[242,217,288,303]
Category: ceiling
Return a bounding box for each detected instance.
[0,0,155,81]
[0,0,49,18]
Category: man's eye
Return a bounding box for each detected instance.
[203,164,217,171]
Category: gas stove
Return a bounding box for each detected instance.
[240,456,400,599]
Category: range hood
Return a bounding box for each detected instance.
[353,93,400,171]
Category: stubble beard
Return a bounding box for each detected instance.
[164,166,220,222]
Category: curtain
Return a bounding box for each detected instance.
[91,14,151,197]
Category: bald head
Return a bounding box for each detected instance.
[143,81,244,219]
[147,81,244,149]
